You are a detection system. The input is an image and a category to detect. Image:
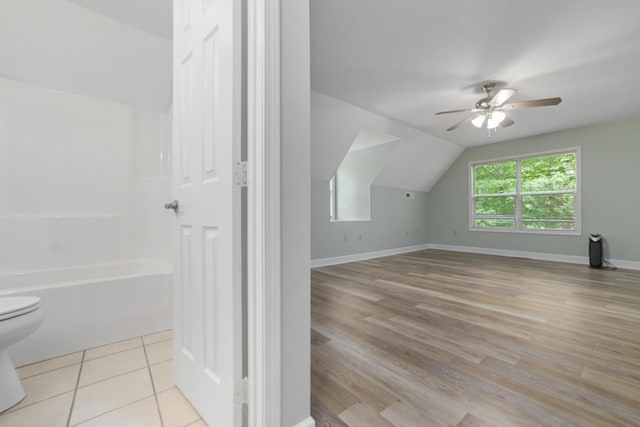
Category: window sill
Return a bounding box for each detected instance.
[469,227,582,236]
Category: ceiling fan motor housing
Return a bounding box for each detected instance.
[476,98,492,109]
[481,82,496,95]
[476,83,497,109]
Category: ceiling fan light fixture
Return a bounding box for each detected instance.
[471,115,486,128]
[487,111,506,129]
[435,83,561,132]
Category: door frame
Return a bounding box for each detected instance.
[247,0,281,426]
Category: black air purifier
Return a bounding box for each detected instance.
[589,234,603,268]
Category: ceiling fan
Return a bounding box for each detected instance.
[435,83,561,132]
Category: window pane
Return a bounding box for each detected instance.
[521,221,575,230]
[329,175,335,219]
[475,196,515,216]
[522,194,574,220]
[521,153,576,192]
[473,161,516,195]
[474,219,515,228]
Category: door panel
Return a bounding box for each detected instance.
[172,0,242,425]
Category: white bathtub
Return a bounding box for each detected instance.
[0,261,172,366]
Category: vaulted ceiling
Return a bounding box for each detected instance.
[4,1,638,191]
[311,0,640,148]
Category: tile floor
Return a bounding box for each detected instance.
[0,330,208,427]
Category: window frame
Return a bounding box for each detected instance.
[469,147,582,235]
[329,174,337,220]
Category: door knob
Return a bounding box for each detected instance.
[164,200,179,213]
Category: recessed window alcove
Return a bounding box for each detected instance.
[330,129,400,222]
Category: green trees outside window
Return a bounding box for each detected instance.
[471,150,579,232]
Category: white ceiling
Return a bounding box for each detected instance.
[312,91,462,191]
[6,0,637,191]
[68,0,173,40]
[349,129,399,152]
[310,0,640,147]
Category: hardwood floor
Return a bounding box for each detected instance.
[310,250,640,427]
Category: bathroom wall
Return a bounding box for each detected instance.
[0,76,171,271]
[0,0,172,113]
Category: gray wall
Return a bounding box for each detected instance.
[312,182,430,260]
[429,118,640,262]
[280,0,311,425]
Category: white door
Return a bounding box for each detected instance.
[172,0,242,425]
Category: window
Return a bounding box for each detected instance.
[329,129,400,222]
[329,174,336,220]
[470,148,580,234]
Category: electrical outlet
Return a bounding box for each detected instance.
[343,235,348,243]
[452,228,458,236]
[358,234,362,241]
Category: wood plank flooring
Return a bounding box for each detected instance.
[310,250,640,427]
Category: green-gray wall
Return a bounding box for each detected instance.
[311,118,640,264]
[311,181,429,260]
[429,118,640,262]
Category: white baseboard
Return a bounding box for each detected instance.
[311,243,640,271]
[291,416,316,427]
[602,258,640,270]
[429,243,587,265]
[311,244,430,268]
[429,243,640,271]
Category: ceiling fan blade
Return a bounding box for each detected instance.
[435,108,476,115]
[500,116,515,128]
[501,97,562,110]
[489,88,517,107]
[446,114,481,131]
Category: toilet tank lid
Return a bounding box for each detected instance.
[0,296,41,316]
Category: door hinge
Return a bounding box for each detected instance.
[234,161,248,187]
[235,376,249,405]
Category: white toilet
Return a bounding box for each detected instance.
[0,296,44,412]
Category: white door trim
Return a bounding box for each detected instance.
[247,0,281,426]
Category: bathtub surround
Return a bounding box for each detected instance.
[0,77,131,270]
[0,76,172,271]
[130,108,173,262]
[0,76,172,366]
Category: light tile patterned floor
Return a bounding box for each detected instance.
[0,330,207,427]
